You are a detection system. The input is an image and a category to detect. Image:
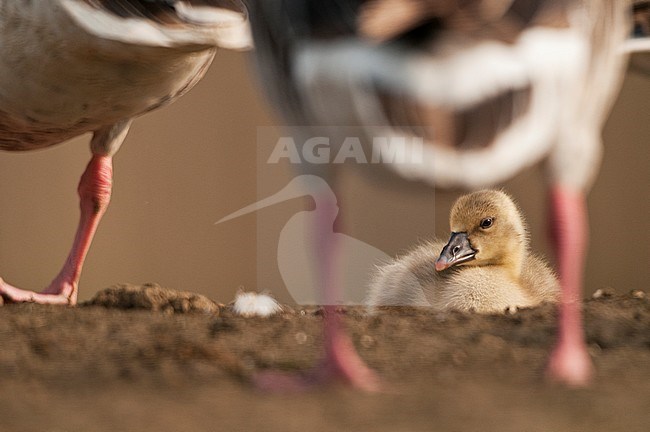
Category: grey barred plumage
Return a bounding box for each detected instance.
[0,0,250,152]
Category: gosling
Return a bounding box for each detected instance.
[366,190,559,313]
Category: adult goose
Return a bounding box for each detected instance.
[244,0,633,389]
[0,0,250,304]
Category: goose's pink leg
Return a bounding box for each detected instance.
[0,155,113,305]
[546,186,593,386]
[316,304,381,391]
[254,196,380,392]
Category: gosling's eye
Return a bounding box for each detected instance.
[480,218,493,229]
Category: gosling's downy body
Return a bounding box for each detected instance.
[367,190,559,313]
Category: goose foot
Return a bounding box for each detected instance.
[546,339,593,387]
[253,329,380,393]
[0,277,76,305]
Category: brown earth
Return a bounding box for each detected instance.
[0,283,648,432]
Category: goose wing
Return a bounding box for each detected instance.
[60,0,252,50]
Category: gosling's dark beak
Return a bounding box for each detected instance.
[435,232,477,272]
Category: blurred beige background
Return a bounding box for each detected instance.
[0,50,648,304]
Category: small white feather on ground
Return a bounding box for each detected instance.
[232,291,282,318]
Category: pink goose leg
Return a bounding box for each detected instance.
[315,306,381,391]
[546,186,593,386]
[0,154,113,305]
[254,195,380,392]
[313,197,380,391]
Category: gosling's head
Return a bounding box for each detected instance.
[435,190,527,272]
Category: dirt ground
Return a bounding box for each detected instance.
[0,283,648,432]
